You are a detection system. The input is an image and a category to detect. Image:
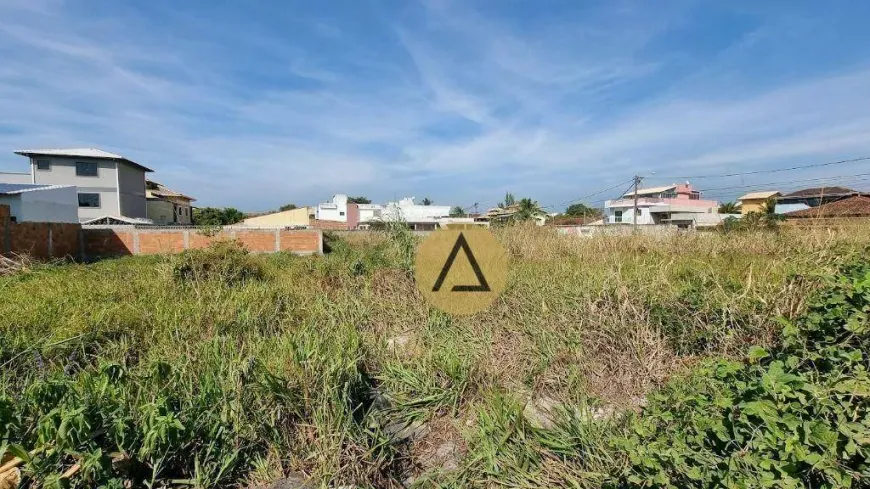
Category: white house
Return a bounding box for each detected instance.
[381,197,451,229]
[315,194,453,229]
[0,183,79,223]
[316,194,351,222]
[357,203,383,223]
[604,183,721,228]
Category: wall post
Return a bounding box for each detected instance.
[132,228,141,254]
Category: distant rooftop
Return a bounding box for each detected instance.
[739,191,781,201]
[145,180,195,202]
[14,148,153,172]
[784,195,870,219]
[622,185,677,197]
[781,186,857,198]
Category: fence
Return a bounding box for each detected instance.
[0,204,80,259]
[0,205,323,260]
[83,226,322,257]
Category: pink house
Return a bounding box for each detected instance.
[604,183,720,227]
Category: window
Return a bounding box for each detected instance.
[78,193,101,208]
[636,208,642,216]
[36,159,50,170]
[614,210,623,223]
[75,161,98,176]
[339,211,345,216]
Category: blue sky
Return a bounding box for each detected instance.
[1,0,870,211]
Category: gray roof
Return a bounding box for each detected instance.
[0,183,73,195]
[14,148,153,172]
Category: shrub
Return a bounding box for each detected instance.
[170,239,264,286]
[615,255,870,488]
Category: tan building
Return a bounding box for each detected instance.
[241,207,312,228]
[145,180,195,225]
[738,191,780,215]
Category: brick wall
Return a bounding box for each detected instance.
[312,219,350,230]
[83,227,322,258]
[1,204,82,259]
[83,228,134,257]
[0,203,322,260]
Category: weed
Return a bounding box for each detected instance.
[169,239,264,286]
[2,225,870,487]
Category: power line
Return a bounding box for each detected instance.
[543,177,636,210]
[701,177,870,201]
[657,156,870,180]
[696,172,870,193]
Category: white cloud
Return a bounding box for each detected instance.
[0,0,869,211]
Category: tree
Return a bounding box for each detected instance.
[348,196,371,204]
[500,192,516,208]
[421,198,433,206]
[565,203,601,217]
[718,202,739,214]
[279,204,298,211]
[222,208,245,225]
[449,206,466,217]
[515,198,544,221]
[725,197,784,232]
[193,207,245,226]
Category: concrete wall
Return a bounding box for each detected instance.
[146,199,175,225]
[358,205,382,223]
[147,198,193,225]
[740,198,768,215]
[0,172,31,184]
[346,203,360,228]
[117,162,147,218]
[30,156,120,221]
[241,207,311,227]
[0,186,79,223]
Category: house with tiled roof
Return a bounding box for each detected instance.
[779,187,864,207]
[737,191,780,215]
[145,180,196,225]
[783,195,870,220]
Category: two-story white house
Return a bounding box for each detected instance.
[13,148,153,222]
[604,183,721,228]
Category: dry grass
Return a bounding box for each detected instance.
[1,224,868,487]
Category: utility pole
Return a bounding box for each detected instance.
[632,175,642,231]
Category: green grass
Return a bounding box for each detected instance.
[1,225,869,488]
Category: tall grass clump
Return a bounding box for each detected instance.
[169,239,264,286]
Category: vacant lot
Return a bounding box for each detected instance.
[1,224,869,488]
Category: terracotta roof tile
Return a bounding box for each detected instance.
[781,186,856,198]
[784,195,870,218]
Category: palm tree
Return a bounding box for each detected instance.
[515,198,544,221]
[449,206,466,217]
[718,201,739,214]
[500,192,516,208]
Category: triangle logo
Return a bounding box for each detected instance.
[431,232,491,292]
